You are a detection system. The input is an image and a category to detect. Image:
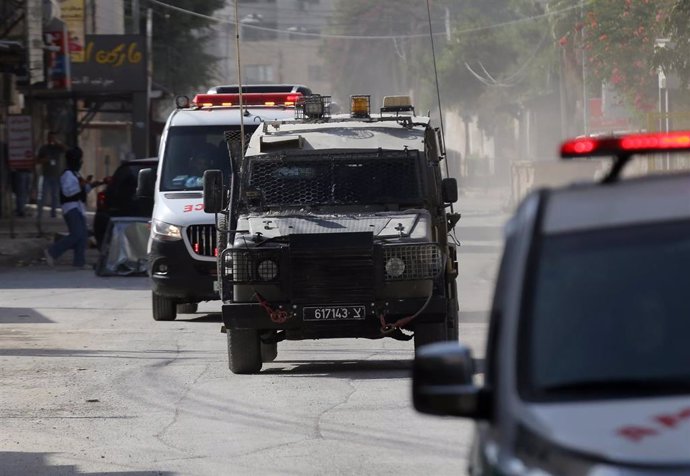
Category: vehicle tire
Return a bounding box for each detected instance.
[447,306,459,342]
[414,322,448,352]
[217,213,228,252]
[227,329,262,374]
[152,291,177,321]
[261,341,278,363]
[177,302,198,314]
[216,214,228,290]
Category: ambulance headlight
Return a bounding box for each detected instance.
[152,220,182,241]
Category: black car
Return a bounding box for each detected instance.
[94,157,158,249]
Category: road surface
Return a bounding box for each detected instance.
[0,191,505,475]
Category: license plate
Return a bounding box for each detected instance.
[303,305,366,321]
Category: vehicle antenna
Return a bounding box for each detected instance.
[427,1,448,176]
[426,0,454,211]
[234,0,245,155]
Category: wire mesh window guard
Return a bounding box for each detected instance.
[244,150,422,207]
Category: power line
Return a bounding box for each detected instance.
[147,0,590,41]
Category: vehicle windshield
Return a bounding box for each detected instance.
[521,220,690,400]
[160,126,255,191]
[242,150,424,209]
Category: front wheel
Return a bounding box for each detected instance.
[152,291,177,321]
[227,329,262,374]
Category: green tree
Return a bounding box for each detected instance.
[551,0,673,116]
[324,0,551,131]
[144,0,226,95]
[656,0,690,86]
[323,0,434,108]
[435,0,549,115]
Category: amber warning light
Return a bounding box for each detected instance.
[561,131,690,158]
[192,92,303,108]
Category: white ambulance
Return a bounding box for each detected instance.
[143,85,310,321]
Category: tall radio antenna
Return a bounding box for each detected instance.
[426,0,449,179]
[234,0,245,154]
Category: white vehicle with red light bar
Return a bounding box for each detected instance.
[203,94,461,374]
[413,131,690,475]
[137,85,311,321]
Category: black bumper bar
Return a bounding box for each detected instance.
[222,296,449,332]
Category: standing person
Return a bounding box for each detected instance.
[36,131,66,220]
[11,163,32,217]
[44,147,102,268]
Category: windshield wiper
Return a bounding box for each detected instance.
[540,378,690,396]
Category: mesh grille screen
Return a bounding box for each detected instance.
[245,151,421,207]
[226,248,282,283]
[224,129,254,160]
[383,244,443,280]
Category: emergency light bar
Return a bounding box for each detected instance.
[192,92,303,108]
[560,131,690,184]
[561,131,690,158]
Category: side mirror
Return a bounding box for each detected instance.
[441,177,458,204]
[137,168,155,199]
[412,341,490,419]
[203,169,224,214]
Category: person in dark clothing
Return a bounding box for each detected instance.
[36,131,67,219]
[11,167,32,217]
[44,147,102,268]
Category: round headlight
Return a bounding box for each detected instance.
[257,259,279,281]
[385,257,405,278]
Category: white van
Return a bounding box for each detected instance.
[144,85,309,321]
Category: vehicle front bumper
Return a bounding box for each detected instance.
[222,296,449,339]
[149,238,218,301]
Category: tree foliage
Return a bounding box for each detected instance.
[324,0,552,131]
[147,0,225,95]
[552,0,673,116]
[434,0,553,129]
[323,0,434,108]
[656,0,690,87]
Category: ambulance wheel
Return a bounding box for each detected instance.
[152,291,177,321]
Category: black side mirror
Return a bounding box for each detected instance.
[203,169,224,214]
[441,177,458,204]
[137,168,155,199]
[413,341,490,419]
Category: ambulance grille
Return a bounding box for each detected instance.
[187,225,217,257]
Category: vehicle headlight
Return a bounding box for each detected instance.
[385,257,406,278]
[383,244,443,281]
[152,219,182,241]
[223,252,233,278]
[257,259,279,281]
[226,249,282,283]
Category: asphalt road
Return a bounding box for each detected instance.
[0,192,506,476]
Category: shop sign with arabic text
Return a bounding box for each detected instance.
[71,35,146,92]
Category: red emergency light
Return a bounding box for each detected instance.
[561,131,690,158]
[192,92,303,108]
